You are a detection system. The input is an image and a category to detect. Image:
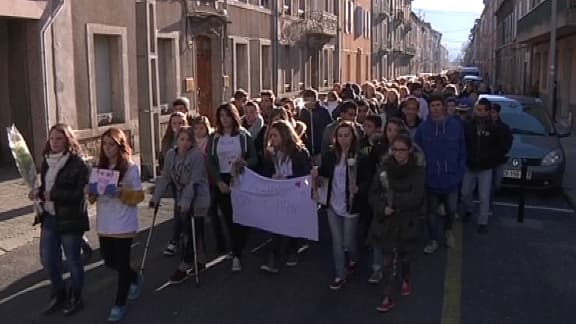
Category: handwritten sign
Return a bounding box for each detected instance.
[89,168,120,195]
[231,169,319,241]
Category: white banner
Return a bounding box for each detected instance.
[231,169,319,241]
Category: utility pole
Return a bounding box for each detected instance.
[271,0,279,95]
[547,0,558,121]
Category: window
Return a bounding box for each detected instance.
[158,34,181,113]
[283,0,291,15]
[235,43,249,92]
[261,45,272,89]
[497,100,553,136]
[87,24,129,128]
[282,45,292,93]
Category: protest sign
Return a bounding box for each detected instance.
[89,168,120,195]
[231,169,319,241]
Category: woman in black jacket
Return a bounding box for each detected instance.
[368,135,426,313]
[258,120,311,273]
[312,121,372,290]
[29,123,90,315]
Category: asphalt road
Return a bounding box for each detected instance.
[0,188,574,324]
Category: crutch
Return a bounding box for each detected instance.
[140,202,161,277]
[190,214,200,287]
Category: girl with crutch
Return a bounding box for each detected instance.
[150,126,211,285]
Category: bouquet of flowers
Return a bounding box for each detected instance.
[6,125,38,189]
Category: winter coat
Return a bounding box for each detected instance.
[492,118,513,166]
[464,117,506,171]
[153,147,211,217]
[368,152,426,253]
[37,154,90,234]
[317,149,372,214]
[298,102,333,155]
[415,116,467,194]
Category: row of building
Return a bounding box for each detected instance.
[0,0,447,178]
[465,0,576,125]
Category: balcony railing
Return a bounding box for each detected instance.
[373,0,390,19]
[405,46,416,56]
[517,0,576,42]
[187,0,226,16]
[302,11,338,37]
[393,9,405,28]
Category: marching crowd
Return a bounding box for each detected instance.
[28,74,513,321]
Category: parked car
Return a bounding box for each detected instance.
[479,94,571,189]
[463,75,484,84]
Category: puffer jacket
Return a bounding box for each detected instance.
[368,151,426,253]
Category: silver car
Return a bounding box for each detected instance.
[479,95,571,189]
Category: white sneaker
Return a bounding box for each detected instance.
[231,257,242,272]
[423,240,439,254]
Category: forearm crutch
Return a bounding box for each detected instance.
[140,202,160,276]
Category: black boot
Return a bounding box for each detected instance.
[62,292,84,316]
[43,290,66,315]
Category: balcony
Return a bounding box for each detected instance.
[393,9,405,28]
[404,46,416,56]
[405,21,412,32]
[372,0,390,20]
[187,0,227,17]
[517,0,576,43]
[0,0,47,19]
[302,11,338,38]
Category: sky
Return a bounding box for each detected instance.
[411,0,484,60]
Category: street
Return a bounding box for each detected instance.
[0,179,574,324]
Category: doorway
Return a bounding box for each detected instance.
[196,36,213,120]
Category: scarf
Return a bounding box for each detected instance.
[44,152,70,215]
[387,154,417,180]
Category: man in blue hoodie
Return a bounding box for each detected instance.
[415,95,467,254]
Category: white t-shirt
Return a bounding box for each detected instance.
[217,135,242,173]
[96,163,141,235]
[274,152,293,178]
[330,158,358,218]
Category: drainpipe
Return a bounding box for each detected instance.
[40,0,65,134]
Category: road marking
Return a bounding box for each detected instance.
[250,238,273,253]
[474,200,574,214]
[0,242,139,306]
[441,222,463,324]
[155,255,227,291]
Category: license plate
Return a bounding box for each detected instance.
[503,169,532,180]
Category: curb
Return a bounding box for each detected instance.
[561,187,576,211]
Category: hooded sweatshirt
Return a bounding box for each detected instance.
[415,116,467,193]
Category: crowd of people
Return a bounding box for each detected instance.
[28,74,513,321]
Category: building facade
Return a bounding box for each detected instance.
[0,0,446,174]
[340,0,372,83]
[278,0,338,96]
[517,0,576,123]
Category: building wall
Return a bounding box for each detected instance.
[341,0,372,83]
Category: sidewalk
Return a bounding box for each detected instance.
[0,159,155,256]
[561,135,576,208]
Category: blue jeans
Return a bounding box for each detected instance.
[490,165,504,212]
[427,190,459,242]
[461,169,493,225]
[40,218,84,298]
[326,208,358,279]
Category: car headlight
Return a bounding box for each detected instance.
[541,149,563,166]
